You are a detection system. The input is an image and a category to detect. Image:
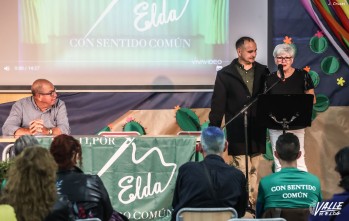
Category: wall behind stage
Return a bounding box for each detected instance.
[0,0,268,90]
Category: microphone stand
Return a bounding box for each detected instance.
[222,74,283,208]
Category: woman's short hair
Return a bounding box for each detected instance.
[201,126,225,155]
[273,43,295,58]
[13,135,39,156]
[50,134,83,170]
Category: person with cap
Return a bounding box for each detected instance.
[12,135,39,157]
[171,126,247,220]
[2,79,70,136]
[309,146,349,221]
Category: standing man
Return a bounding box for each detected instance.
[2,79,70,136]
[171,126,247,220]
[209,36,269,207]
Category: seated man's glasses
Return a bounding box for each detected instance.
[39,88,57,97]
[276,56,292,61]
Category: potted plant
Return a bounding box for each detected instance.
[0,160,12,186]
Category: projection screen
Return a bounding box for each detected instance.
[0,0,268,91]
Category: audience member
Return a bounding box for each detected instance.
[171,126,247,220]
[0,146,72,221]
[2,79,70,136]
[12,134,39,156]
[309,146,349,221]
[209,36,269,206]
[256,133,322,219]
[50,134,113,221]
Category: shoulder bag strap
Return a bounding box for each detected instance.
[202,161,218,202]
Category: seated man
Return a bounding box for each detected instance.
[2,79,70,136]
[256,133,322,218]
[171,126,247,220]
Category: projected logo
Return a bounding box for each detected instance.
[69,0,193,50]
[85,0,190,38]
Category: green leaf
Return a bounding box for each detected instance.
[97,125,111,135]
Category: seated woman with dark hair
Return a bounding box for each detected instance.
[50,134,113,221]
[309,146,349,221]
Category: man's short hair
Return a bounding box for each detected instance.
[201,126,225,155]
[276,133,300,162]
[31,79,52,96]
[235,36,255,49]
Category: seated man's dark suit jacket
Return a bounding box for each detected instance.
[171,154,247,220]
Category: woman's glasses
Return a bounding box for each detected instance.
[275,57,292,62]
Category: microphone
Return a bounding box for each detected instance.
[278,64,284,80]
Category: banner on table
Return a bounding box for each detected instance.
[38,136,197,221]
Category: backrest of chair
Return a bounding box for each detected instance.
[177,131,201,142]
[176,207,238,221]
[75,218,102,221]
[2,144,14,161]
[228,218,286,221]
[98,131,140,137]
[177,131,202,136]
[262,207,310,221]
